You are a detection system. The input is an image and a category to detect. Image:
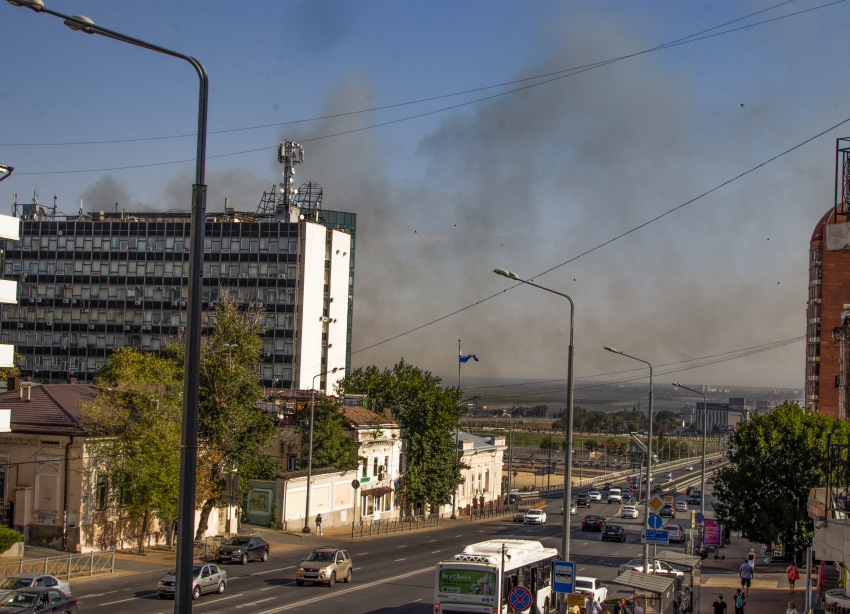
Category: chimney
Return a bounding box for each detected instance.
[6,376,19,393]
[67,377,77,385]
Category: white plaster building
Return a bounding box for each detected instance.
[446,431,507,516]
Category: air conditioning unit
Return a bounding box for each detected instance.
[36,298,42,303]
[135,301,141,306]
[263,353,270,359]
[60,345,66,350]
[46,322,52,327]
[203,273,210,278]
[179,326,185,332]
[278,274,287,279]
[147,247,155,252]
[239,273,248,279]
[171,301,179,307]
[141,325,151,331]
[33,367,40,372]
[71,299,76,304]
[62,299,69,304]
[88,325,95,330]
[16,323,22,329]
[180,301,186,306]
[123,326,130,331]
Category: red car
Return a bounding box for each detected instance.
[581,515,605,532]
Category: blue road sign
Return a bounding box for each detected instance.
[695,512,704,524]
[648,513,663,529]
[509,586,533,612]
[553,561,574,594]
[632,477,638,483]
[644,529,670,544]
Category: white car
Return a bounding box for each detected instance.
[587,490,602,501]
[561,503,577,515]
[0,574,72,599]
[607,488,622,503]
[621,505,639,519]
[575,577,608,603]
[675,501,688,512]
[618,558,685,578]
[663,476,672,483]
[524,509,547,525]
[685,466,694,471]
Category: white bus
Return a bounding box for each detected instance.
[434,539,559,614]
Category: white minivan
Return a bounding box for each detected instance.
[607,488,622,504]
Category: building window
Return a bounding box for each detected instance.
[287,454,297,471]
[96,474,108,510]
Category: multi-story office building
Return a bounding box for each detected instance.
[0,204,355,394]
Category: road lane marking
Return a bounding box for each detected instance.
[395,558,406,561]
[193,593,245,608]
[236,597,277,608]
[253,566,293,575]
[78,591,118,598]
[357,552,368,555]
[397,545,406,548]
[101,597,144,606]
[257,566,432,613]
[428,540,436,542]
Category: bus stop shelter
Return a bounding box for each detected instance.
[654,551,702,614]
[611,571,675,614]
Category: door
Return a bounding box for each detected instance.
[247,538,258,560]
[336,551,345,577]
[199,565,213,594]
[48,590,65,612]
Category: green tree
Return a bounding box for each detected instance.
[713,401,850,556]
[584,438,600,452]
[298,394,358,470]
[339,361,464,513]
[539,435,560,451]
[82,347,183,553]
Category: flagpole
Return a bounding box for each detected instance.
[451,339,461,519]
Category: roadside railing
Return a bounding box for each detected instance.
[194,531,263,560]
[469,503,519,521]
[351,514,438,538]
[0,550,115,581]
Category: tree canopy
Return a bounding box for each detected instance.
[298,393,358,470]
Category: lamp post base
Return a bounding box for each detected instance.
[302,526,311,534]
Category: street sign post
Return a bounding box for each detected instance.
[648,514,663,529]
[648,495,665,513]
[694,512,704,524]
[553,561,574,594]
[642,529,670,545]
[508,586,533,612]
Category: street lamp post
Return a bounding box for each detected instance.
[493,269,575,582]
[451,395,482,519]
[304,368,339,533]
[672,383,708,540]
[5,4,210,612]
[605,346,653,576]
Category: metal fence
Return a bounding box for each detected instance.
[351,514,438,538]
[193,531,263,560]
[469,502,520,521]
[0,550,115,581]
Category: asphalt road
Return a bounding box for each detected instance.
[72,464,721,614]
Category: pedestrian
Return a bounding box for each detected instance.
[587,594,603,614]
[734,588,745,614]
[614,598,629,614]
[315,513,323,536]
[786,562,799,594]
[739,558,753,596]
[672,600,681,614]
[786,601,800,614]
[712,595,727,614]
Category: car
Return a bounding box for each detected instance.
[687,491,701,505]
[216,536,269,565]
[158,563,227,600]
[675,501,688,512]
[607,488,622,503]
[602,524,627,542]
[0,588,77,614]
[662,524,686,543]
[524,509,547,525]
[296,549,353,586]
[663,495,674,504]
[621,505,639,519]
[575,494,591,508]
[618,558,685,578]
[574,577,608,603]
[587,490,602,502]
[581,515,605,532]
[707,460,714,465]
[663,476,672,483]
[0,575,72,600]
[706,477,715,484]
[603,482,613,490]
[641,476,654,483]
[659,504,676,518]
[561,503,578,515]
[513,507,531,522]
[685,466,694,471]
[621,491,632,501]
[685,486,696,496]
[664,472,672,479]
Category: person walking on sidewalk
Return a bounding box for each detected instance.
[587,594,603,614]
[734,589,745,614]
[786,601,800,614]
[739,559,753,596]
[315,514,323,536]
[786,562,799,594]
[712,595,727,614]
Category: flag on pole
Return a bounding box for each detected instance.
[459,354,479,363]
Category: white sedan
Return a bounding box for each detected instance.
[524,509,547,524]
[675,501,688,512]
[621,505,639,519]
[587,490,602,501]
[685,466,694,471]
[575,577,608,603]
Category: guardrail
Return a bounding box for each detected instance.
[0,550,115,581]
[351,514,438,538]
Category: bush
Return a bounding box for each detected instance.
[0,527,22,553]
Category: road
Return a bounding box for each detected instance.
[72,464,720,614]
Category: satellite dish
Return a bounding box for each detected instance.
[294,181,323,211]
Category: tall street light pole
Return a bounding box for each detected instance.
[605,346,653,576]
[672,382,708,540]
[493,270,575,578]
[5,3,209,612]
[451,395,482,519]
[303,368,339,533]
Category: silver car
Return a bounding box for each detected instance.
[0,574,72,600]
[157,563,226,600]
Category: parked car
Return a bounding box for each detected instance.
[0,588,77,614]
[587,490,602,502]
[158,563,227,600]
[602,524,627,542]
[513,507,531,522]
[0,575,72,600]
[675,501,688,512]
[575,494,591,508]
[603,482,613,490]
[296,549,353,586]
[581,515,605,532]
[618,558,685,578]
[662,524,686,543]
[659,504,676,519]
[574,577,608,603]
[621,505,639,519]
[216,536,269,565]
[607,488,622,504]
[524,509,547,525]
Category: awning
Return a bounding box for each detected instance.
[653,552,702,569]
[611,570,674,594]
[361,486,392,497]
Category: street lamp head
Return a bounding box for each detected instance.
[6,0,43,11]
[493,269,518,279]
[64,15,95,33]
[672,382,681,388]
[604,346,620,354]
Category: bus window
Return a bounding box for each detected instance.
[502,574,518,606]
[541,563,552,587]
[529,566,538,597]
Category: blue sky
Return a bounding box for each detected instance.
[1,0,846,389]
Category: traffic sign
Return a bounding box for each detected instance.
[631,477,638,483]
[695,512,704,524]
[508,586,533,612]
[642,529,670,545]
[648,513,663,529]
[553,561,574,593]
[648,495,665,512]
[567,594,587,608]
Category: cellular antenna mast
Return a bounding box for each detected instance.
[277,140,304,221]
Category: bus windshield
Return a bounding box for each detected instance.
[439,567,497,595]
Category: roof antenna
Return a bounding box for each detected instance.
[78,198,84,221]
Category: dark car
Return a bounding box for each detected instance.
[602,524,626,542]
[575,494,591,507]
[581,515,605,532]
[621,490,632,501]
[0,588,76,614]
[659,504,676,519]
[216,536,269,565]
[707,460,713,465]
[603,482,613,490]
[662,524,686,543]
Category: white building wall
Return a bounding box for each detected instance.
[296,222,327,392]
[0,215,19,373]
[326,230,351,393]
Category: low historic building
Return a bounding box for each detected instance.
[446,431,506,517]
